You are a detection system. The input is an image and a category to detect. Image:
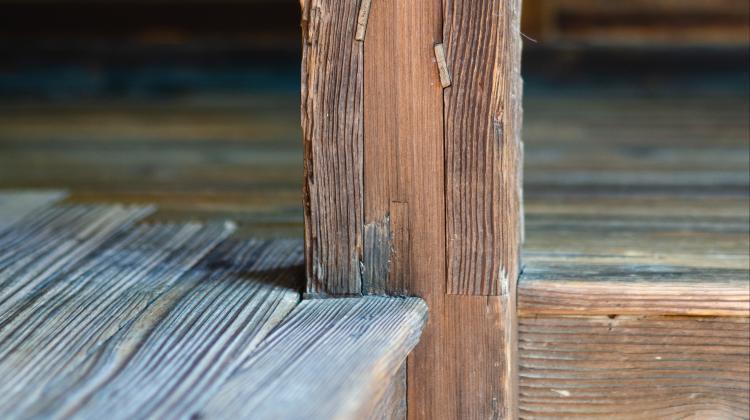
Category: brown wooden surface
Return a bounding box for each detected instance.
[522,0,750,45]
[334,0,523,417]
[443,0,523,296]
[517,94,749,418]
[519,316,750,419]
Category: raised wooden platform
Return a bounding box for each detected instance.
[518,96,750,418]
[0,196,427,419]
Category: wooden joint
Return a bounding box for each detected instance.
[433,43,451,88]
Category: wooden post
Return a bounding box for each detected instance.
[301,0,523,417]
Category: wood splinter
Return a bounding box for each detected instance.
[355,0,372,41]
[433,43,451,88]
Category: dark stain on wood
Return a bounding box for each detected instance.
[362,213,393,294]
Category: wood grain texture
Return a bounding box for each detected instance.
[23,239,301,419]
[520,264,750,317]
[368,361,407,420]
[519,316,750,419]
[0,204,154,320]
[361,0,475,418]
[201,296,428,419]
[443,0,523,296]
[362,0,445,300]
[0,221,234,415]
[517,77,749,418]
[0,190,66,232]
[359,0,523,417]
[301,0,365,295]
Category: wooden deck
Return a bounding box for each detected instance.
[0,87,748,417]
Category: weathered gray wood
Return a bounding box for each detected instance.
[368,361,407,420]
[0,190,66,231]
[201,296,428,419]
[25,239,302,419]
[0,221,234,415]
[0,204,154,320]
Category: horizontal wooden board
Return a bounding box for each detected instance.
[520,264,749,317]
[519,316,750,419]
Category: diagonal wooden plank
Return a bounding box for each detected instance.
[0,221,234,414]
[0,190,67,232]
[200,296,427,420]
[0,204,155,320]
[16,239,302,419]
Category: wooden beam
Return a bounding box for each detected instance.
[301,0,364,295]
[302,0,523,417]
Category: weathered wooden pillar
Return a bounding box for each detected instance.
[301,0,523,417]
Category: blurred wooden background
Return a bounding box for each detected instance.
[0,0,748,237]
[523,0,749,45]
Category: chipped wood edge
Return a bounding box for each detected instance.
[355,0,372,41]
[433,43,451,88]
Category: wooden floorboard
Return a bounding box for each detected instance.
[201,296,427,419]
[0,203,154,319]
[0,190,67,232]
[36,239,302,419]
[0,216,234,416]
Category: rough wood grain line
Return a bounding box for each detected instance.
[519,316,750,419]
[519,264,750,317]
[0,222,234,414]
[0,204,155,320]
[443,0,523,295]
[0,190,66,232]
[24,239,302,420]
[302,0,365,295]
[201,296,428,419]
[368,361,407,420]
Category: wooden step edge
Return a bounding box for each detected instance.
[518,268,750,317]
[201,295,428,420]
